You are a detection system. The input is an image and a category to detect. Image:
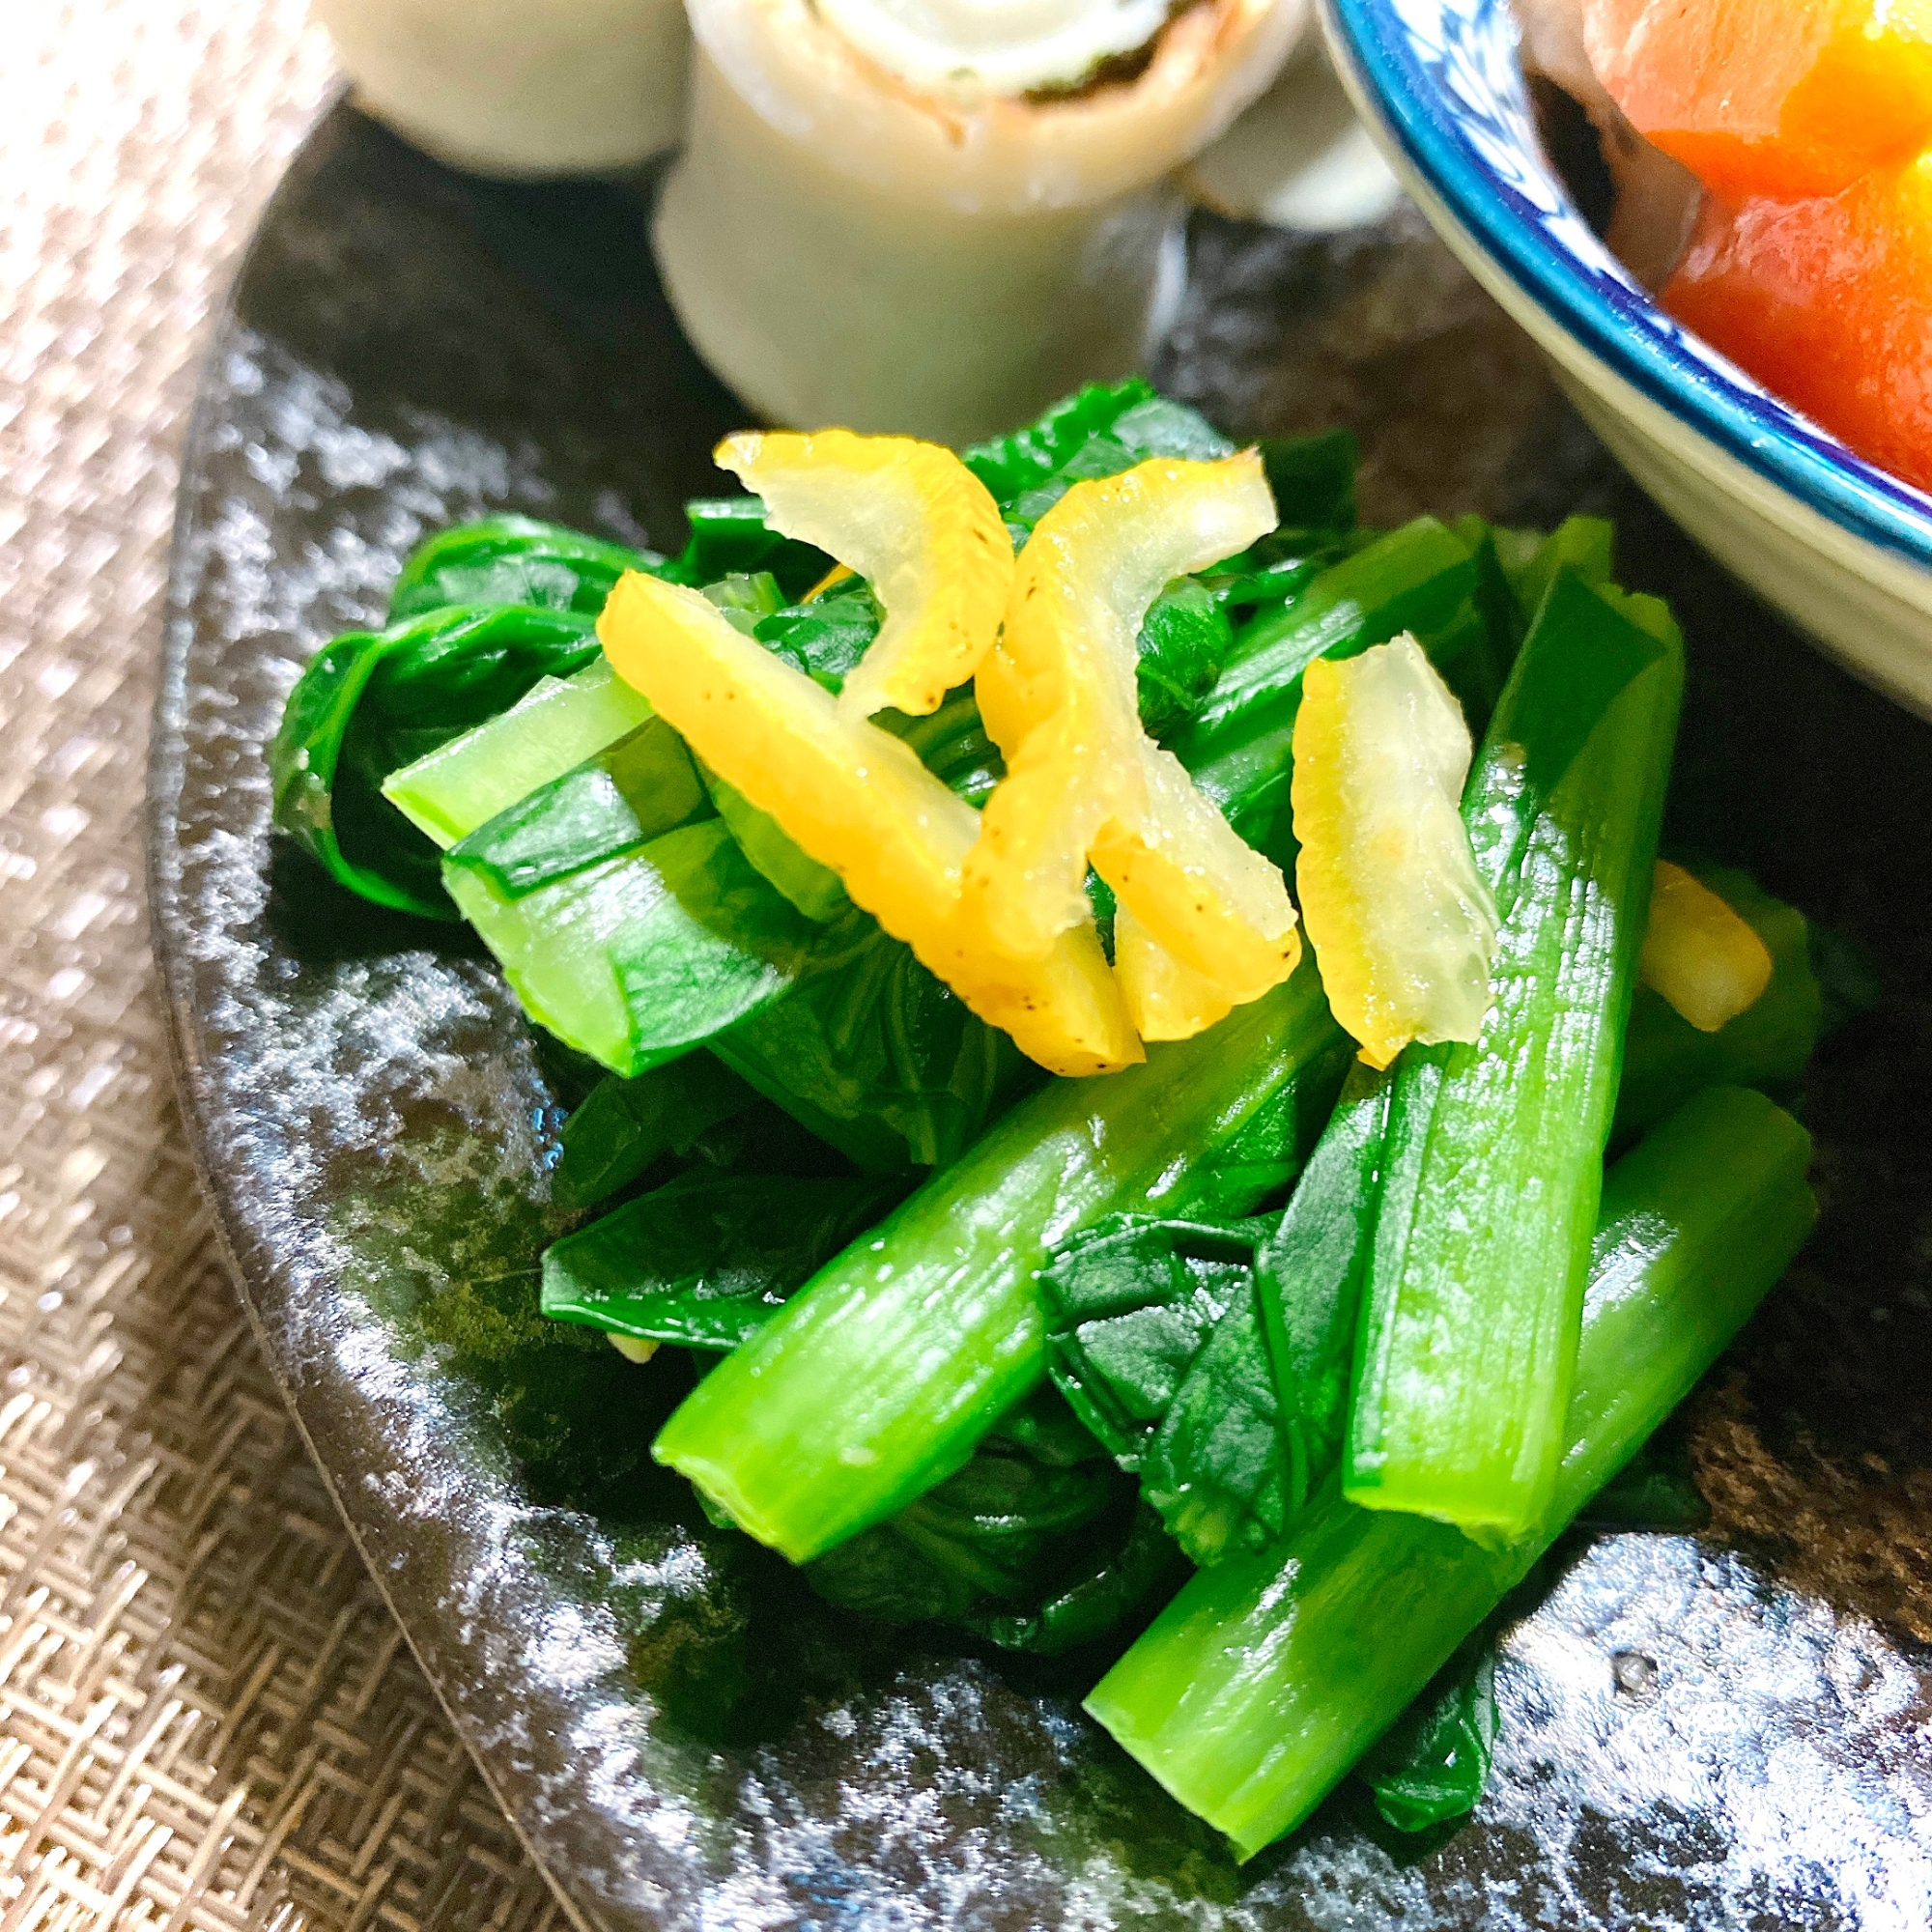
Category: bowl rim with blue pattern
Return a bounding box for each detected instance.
[1319,0,1932,573]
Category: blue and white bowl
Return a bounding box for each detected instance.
[1321,0,1932,716]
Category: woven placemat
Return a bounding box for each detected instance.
[0,2,566,1924]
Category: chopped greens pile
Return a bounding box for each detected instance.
[270,379,1845,1853]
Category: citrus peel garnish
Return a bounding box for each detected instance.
[714,428,1013,722]
[1638,859,1774,1032]
[599,569,1139,1075]
[966,452,1301,1032]
[1291,634,1497,1068]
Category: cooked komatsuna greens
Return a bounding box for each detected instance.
[1291,635,1498,1066]
[1345,575,1685,1540]
[267,381,1832,1858]
[1088,1086,1816,1856]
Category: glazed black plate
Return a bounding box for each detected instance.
[151,101,1932,1932]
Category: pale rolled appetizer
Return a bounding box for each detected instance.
[313,0,690,179]
[654,0,1310,443]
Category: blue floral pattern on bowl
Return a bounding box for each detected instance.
[1324,0,1932,568]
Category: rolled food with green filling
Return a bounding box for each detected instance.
[654,0,1309,443]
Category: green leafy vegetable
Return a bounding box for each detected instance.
[1042,1063,1389,1566]
[445,719,706,899]
[878,689,1005,806]
[666,497,834,600]
[1357,1640,1498,1833]
[1136,579,1236,738]
[754,576,883,690]
[1347,573,1685,1539]
[1504,514,1615,626]
[1041,1215,1264,1468]
[384,657,658,852]
[653,957,1350,1564]
[270,603,604,917]
[387,515,660,622]
[1088,1086,1817,1859]
[1572,1430,1709,1531]
[542,1169,903,1351]
[699,765,851,923]
[701,571,786,629]
[553,1056,760,1209]
[712,923,1036,1173]
[804,1382,1184,1657]
[444,818,827,1084]
[960,377,1169,514]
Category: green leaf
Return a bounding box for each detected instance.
[448,719,706,899]
[753,577,882,691]
[1348,571,1685,1536]
[714,921,1037,1172]
[1137,579,1235,739]
[959,378,1161,505]
[553,1056,760,1210]
[1038,1063,1387,1569]
[803,1389,1179,1655]
[666,497,834,600]
[270,602,605,918]
[1357,1640,1499,1833]
[445,818,830,1080]
[1573,1431,1710,1531]
[387,515,662,622]
[541,1169,903,1351]
[962,379,1238,537]
[1040,1216,1266,1469]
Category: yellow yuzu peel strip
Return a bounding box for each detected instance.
[599,569,1139,1075]
[1291,636,1497,1069]
[1639,859,1775,1032]
[967,451,1300,1031]
[714,428,1013,722]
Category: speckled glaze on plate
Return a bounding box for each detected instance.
[149,100,1932,1932]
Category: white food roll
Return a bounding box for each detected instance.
[312,0,691,179]
[655,0,1310,445]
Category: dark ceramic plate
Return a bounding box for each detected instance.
[151,101,1932,1932]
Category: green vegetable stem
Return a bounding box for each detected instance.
[1086,1085,1816,1859]
[1346,573,1685,1538]
[651,956,1351,1563]
[384,657,657,853]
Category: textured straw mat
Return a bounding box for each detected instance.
[0,2,567,1925]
